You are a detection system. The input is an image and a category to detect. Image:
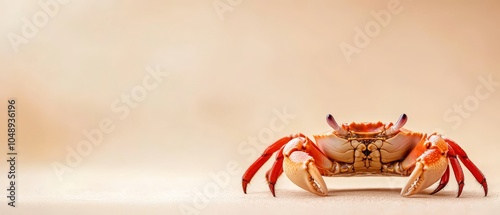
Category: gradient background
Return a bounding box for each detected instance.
[1,0,499,214]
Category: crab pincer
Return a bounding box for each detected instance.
[401,135,449,196]
[282,138,328,196]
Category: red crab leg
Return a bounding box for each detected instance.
[242,134,305,194]
[266,146,285,197]
[430,165,450,195]
[445,138,488,196]
[447,146,465,197]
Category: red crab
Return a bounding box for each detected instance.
[242,114,487,197]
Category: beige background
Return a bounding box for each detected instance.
[1,0,499,214]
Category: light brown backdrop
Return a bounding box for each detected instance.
[0,0,499,214]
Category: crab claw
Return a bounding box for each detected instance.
[283,150,328,196]
[401,135,449,197]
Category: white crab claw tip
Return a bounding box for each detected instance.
[283,152,328,196]
[401,162,424,197]
[401,152,448,197]
[306,162,328,196]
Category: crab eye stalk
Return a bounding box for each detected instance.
[386,114,408,135]
[326,114,348,136]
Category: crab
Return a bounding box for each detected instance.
[242,114,488,197]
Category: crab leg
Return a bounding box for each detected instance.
[242,134,305,194]
[283,136,336,196]
[445,138,488,196]
[400,134,449,197]
[266,146,285,197]
[430,165,450,195]
[447,146,465,197]
[430,145,465,196]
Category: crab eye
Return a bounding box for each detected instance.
[425,142,431,149]
[326,114,348,136]
[385,114,407,135]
